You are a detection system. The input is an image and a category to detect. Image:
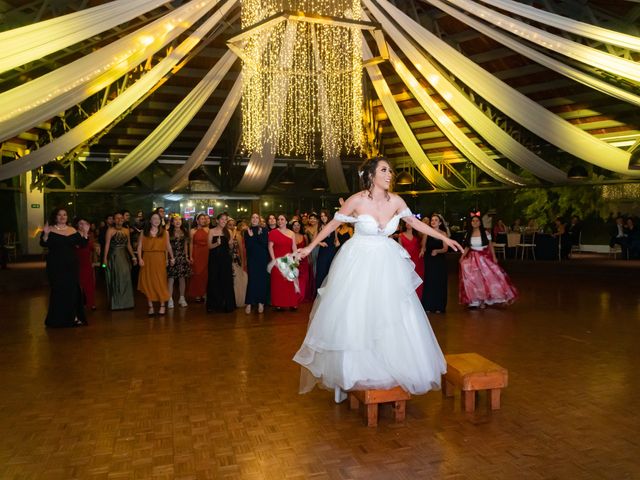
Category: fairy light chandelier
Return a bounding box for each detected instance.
[230,0,371,162]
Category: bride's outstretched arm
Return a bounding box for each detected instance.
[396,198,463,252]
[297,194,359,258]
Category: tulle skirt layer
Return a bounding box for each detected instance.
[458,248,518,306]
[293,235,446,395]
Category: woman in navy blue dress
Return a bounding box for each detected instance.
[315,210,337,290]
[244,213,269,313]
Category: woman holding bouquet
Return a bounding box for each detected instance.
[268,214,299,310]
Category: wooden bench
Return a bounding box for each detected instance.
[443,353,508,413]
[349,387,411,427]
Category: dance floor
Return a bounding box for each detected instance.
[0,259,638,479]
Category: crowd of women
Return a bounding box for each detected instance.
[39,203,517,327]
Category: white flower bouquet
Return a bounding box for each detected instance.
[267,253,301,293]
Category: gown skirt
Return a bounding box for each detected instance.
[293,233,446,395]
[187,228,209,298]
[459,247,518,306]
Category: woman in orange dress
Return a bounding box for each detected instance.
[268,214,298,310]
[137,212,175,315]
[187,213,209,302]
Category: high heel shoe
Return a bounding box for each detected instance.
[258,303,264,313]
[245,304,251,314]
[158,305,166,315]
[147,307,155,316]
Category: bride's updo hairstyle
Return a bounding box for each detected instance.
[359,156,391,200]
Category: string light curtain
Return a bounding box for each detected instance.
[439,0,640,84]
[0,0,228,143]
[362,38,456,190]
[426,0,640,108]
[0,7,231,182]
[239,0,363,161]
[87,51,238,190]
[369,0,636,176]
[479,0,640,51]
[364,0,566,183]
[0,0,171,73]
[169,76,243,192]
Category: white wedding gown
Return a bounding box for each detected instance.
[293,208,446,395]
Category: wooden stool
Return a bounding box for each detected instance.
[443,353,508,413]
[349,387,411,427]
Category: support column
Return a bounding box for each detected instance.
[21,172,45,255]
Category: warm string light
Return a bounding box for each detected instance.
[240,0,363,162]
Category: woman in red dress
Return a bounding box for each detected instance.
[291,220,311,303]
[398,220,424,298]
[187,213,209,302]
[74,217,97,310]
[268,214,299,310]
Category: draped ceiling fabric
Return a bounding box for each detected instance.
[87,51,238,190]
[0,3,235,182]
[168,77,243,192]
[440,0,640,84]
[480,0,640,51]
[425,0,640,108]
[368,0,636,176]
[0,0,638,190]
[0,0,229,142]
[363,2,567,183]
[0,0,171,73]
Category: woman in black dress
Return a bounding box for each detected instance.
[315,210,337,290]
[244,213,269,313]
[40,207,90,327]
[206,213,236,313]
[421,213,450,313]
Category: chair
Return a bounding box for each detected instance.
[515,231,536,260]
[609,244,629,260]
[570,231,582,255]
[3,232,18,262]
[493,243,506,259]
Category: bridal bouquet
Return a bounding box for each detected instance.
[268,253,301,293]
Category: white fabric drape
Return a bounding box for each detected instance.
[438,0,640,84]
[235,22,297,192]
[364,0,566,183]
[0,8,231,182]
[426,0,640,108]
[362,37,456,190]
[387,45,528,186]
[168,76,243,192]
[0,0,229,142]
[369,0,635,176]
[87,51,237,190]
[479,0,640,51]
[0,0,170,73]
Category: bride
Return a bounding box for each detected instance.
[294,157,463,401]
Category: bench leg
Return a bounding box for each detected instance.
[366,403,378,427]
[463,390,476,412]
[490,388,501,410]
[393,400,406,423]
[349,394,359,410]
[443,378,455,397]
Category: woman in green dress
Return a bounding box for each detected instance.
[103,212,137,310]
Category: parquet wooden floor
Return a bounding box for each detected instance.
[0,262,638,479]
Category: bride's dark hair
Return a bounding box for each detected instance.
[358,156,391,200]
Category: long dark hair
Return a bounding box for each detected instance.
[168,215,188,238]
[48,207,68,226]
[143,212,166,237]
[464,211,489,247]
[216,212,231,241]
[358,156,391,200]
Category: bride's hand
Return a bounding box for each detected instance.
[445,238,463,252]
[297,246,312,259]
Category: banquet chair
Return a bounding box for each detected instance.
[515,232,536,260]
[493,243,506,259]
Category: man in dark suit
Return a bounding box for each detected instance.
[609,216,628,258]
